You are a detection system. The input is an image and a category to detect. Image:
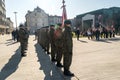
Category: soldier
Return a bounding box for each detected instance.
[24,27,29,50]
[62,20,74,76]
[54,23,64,67]
[18,24,29,57]
[49,25,56,62]
[45,26,50,54]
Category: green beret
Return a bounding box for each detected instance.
[64,20,71,25]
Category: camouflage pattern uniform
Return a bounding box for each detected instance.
[62,20,74,76]
[54,24,64,67]
[49,25,56,61]
[44,26,50,54]
[18,25,29,57]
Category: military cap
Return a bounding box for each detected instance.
[64,20,71,25]
[19,24,24,28]
[50,24,55,27]
[57,23,62,26]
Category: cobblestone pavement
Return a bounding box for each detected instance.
[0,34,120,80]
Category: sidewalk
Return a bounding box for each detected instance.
[0,35,120,80]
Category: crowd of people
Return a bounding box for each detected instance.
[75,25,116,41]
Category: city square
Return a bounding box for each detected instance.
[0,0,120,80]
[0,35,120,80]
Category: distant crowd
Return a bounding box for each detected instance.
[75,25,116,41]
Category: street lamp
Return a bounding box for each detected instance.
[14,12,17,28]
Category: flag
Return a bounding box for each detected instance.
[61,4,67,27]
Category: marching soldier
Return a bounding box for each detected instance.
[63,20,74,76]
[18,24,29,57]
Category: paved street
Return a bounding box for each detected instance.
[0,34,120,80]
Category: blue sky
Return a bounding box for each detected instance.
[5,0,120,27]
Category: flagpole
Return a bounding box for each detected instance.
[61,0,67,27]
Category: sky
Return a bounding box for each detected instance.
[5,0,120,27]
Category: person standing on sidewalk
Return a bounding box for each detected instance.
[18,24,29,57]
[62,20,74,77]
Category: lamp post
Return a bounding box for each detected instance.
[14,12,17,28]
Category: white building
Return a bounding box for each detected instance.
[25,7,49,34]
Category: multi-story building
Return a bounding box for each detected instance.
[25,7,49,34]
[25,7,62,34]
[6,18,14,34]
[48,15,62,25]
[0,0,6,34]
[75,7,120,32]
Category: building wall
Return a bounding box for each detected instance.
[0,0,6,34]
[48,15,62,25]
[6,18,14,34]
[75,7,120,32]
[26,7,62,34]
[26,7,49,34]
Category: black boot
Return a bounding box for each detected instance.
[47,51,50,55]
[21,52,27,57]
[64,69,74,77]
[56,62,64,67]
[51,58,57,62]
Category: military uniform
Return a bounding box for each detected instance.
[18,24,29,57]
[63,20,74,76]
[54,24,64,67]
[45,27,50,54]
[49,25,56,62]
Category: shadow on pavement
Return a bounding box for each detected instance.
[0,47,22,80]
[78,40,88,43]
[93,37,120,43]
[5,39,18,46]
[35,43,70,80]
[95,39,112,43]
[108,37,120,41]
[6,42,18,46]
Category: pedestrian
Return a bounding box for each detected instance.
[76,27,80,40]
[34,30,38,40]
[95,28,100,41]
[87,28,92,40]
[62,20,74,76]
[18,24,29,57]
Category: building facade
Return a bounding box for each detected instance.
[25,7,62,34]
[75,7,120,32]
[0,0,6,34]
[6,18,14,34]
[48,15,62,25]
[25,7,49,34]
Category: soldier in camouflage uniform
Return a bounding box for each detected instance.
[18,24,29,57]
[63,20,74,76]
[49,25,56,62]
[54,23,64,67]
[44,26,50,54]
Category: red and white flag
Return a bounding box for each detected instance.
[61,5,67,27]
